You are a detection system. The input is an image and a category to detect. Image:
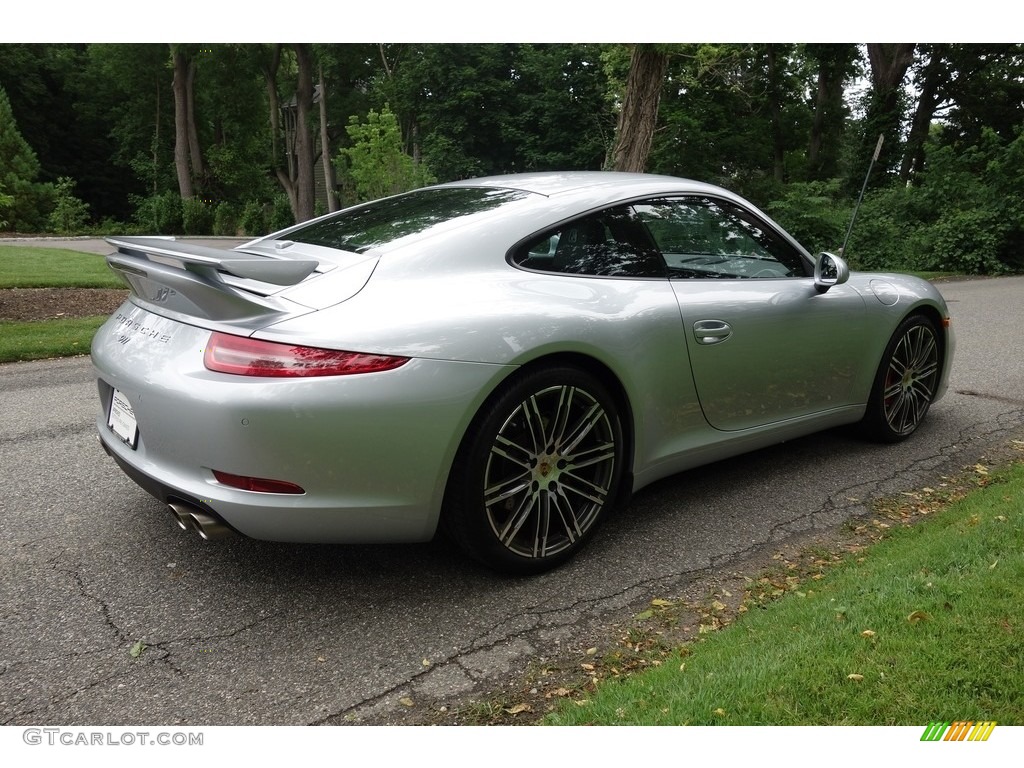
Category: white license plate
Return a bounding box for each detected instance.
[108,388,139,449]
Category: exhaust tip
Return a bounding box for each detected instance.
[168,501,234,540]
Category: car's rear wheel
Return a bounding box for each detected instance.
[861,314,941,443]
[444,367,624,574]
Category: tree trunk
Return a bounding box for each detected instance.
[765,45,786,183]
[806,44,856,181]
[262,45,298,214]
[185,57,205,184]
[293,44,316,223]
[863,43,916,185]
[170,46,193,199]
[899,46,947,183]
[609,45,668,173]
[318,62,339,212]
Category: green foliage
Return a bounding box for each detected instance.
[47,176,91,234]
[338,105,434,203]
[0,84,53,231]
[132,190,183,234]
[181,197,213,235]
[268,195,294,233]
[213,201,239,236]
[0,181,13,229]
[240,199,267,237]
[236,194,292,236]
[844,129,1024,274]
[765,180,850,254]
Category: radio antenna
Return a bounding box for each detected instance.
[841,133,884,257]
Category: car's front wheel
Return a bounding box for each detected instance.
[444,367,625,574]
[861,314,941,443]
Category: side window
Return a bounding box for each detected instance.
[511,207,666,278]
[633,197,808,279]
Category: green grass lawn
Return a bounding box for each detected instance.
[0,316,108,363]
[547,462,1024,726]
[0,245,125,288]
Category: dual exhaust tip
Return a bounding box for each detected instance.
[168,501,234,541]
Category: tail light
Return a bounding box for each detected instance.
[204,332,408,377]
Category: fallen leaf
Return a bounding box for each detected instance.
[861,630,876,638]
[129,641,147,658]
[679,663,687,672]
[990,560,999,570]
[907,610,929,623]
[545,687,572,698]
[398,697,414,707]
[713,708,727,717]
[580,663,595,671]
[585,647,597,656]
[422,658,431,667]
[651,598,673,608]
[847,674,864,682]
[711,600,727,612]
[504,703,532,715]
[634,609,654,621]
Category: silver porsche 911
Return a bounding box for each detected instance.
[92,172,954,573]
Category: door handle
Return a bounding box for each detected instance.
[693,319,732,345]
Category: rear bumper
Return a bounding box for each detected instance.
[92,304,514,543]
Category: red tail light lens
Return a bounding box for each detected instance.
[213,470,305,494]
[204,332,409,377]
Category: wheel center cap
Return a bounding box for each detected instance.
[538,460,552,477]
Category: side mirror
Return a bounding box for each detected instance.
[814,251,850,293]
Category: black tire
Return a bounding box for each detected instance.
[861,314,942,443]
[443,367,625,575]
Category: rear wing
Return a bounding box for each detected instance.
[105,236,319,326]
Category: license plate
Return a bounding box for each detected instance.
[108,388,139,449]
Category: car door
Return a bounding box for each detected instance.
[634,196,867,432]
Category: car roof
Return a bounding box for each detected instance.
[433,171,730,200]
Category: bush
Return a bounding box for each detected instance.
[765,180,849,255]
[132,191,183,234]
[213,201,239,236]
[268,194,294,232]
[239,200,267,237]
[47,176,91,234]
[181,197,213,235]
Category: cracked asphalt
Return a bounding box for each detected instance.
[1,276,1022,726]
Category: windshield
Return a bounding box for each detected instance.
[286,187,532,253]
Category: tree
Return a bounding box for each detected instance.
[170,44,198,199]
[0,85,52,231]
[609,44,669,172]
[805,44,859,181]
[338,106,434,202]
[861,43,916,186]
[48,176,91,233]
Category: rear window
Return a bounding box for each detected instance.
[286,187,532,253]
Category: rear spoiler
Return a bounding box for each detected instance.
[105,236,318,326]
[106,236,318,286]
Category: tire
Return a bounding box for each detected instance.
[444,367,625,575]
[861,314,942,443]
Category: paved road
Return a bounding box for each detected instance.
[1,277,1022,726]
